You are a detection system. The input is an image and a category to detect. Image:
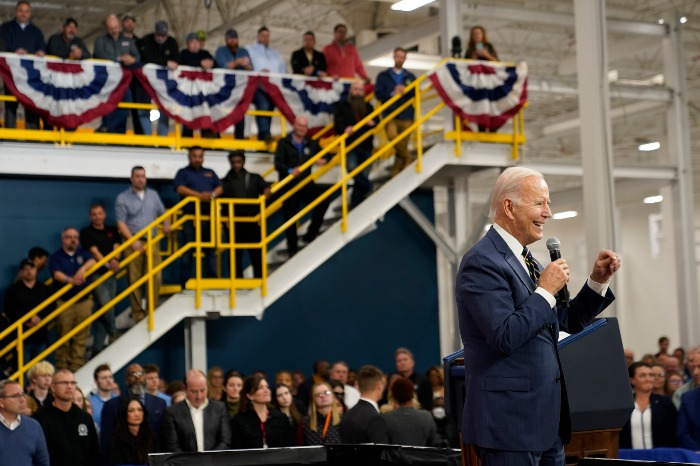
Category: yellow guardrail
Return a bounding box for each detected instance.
[1,58,526,383]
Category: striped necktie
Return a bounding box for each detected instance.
[522,247,541,285]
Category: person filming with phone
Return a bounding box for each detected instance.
[464,26,498,61]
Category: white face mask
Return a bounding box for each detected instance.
[432,406,446,419]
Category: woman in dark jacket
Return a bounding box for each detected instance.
[108,397,156,465]
[464,25,498,61]
[230,374,292,448]
[619,362,677,449]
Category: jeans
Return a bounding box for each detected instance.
[102,88,133,133]
[253,88,272,140]
[138,109,170,136]
[347,149,373,208]
[91,274,117,352]
[180,219,217,286]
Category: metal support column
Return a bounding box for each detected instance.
[663,14,699,347]
[184,317,207,371]
[439,0,462,57]
[573,0,619,308]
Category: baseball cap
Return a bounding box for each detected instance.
[155,20,168,35]
[225,29,238,39]
[196,30,207,41]
[185,32,198,43]
[19,258,35,269]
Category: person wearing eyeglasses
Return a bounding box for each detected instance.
[99,363,166,459]
[33,369,100,466]
[665,372,684,396]
[0,379,49,466]
[230,374,291,448]
[619,362,677,449]
[303,382,341,445]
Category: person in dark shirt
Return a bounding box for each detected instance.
[220,151,271,278]
[79,204,121,355]
[179,32,217,138]
[136,20,179,136]
[0,0,46,129]
[45,17,90,60]
[290,31,327,77]
[3,258,54,363]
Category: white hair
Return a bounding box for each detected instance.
[490,167,544,219]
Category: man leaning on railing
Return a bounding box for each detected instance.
[47,227,96,372]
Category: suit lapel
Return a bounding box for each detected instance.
[486,228,536,293]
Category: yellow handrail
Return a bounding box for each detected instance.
[1,59,527,383]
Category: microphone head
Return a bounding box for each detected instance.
[546,237,561,253]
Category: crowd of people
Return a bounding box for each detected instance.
[621,337,700,450]
[0,347,457,465]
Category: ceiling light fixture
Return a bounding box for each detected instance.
[391,0,435,12]
[638,141,661,152]
[644,195,663,204]
[552,211,578,220]
[658,19,665,25]
[680,16,688,24]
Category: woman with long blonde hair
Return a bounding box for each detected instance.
[302,382,341,445]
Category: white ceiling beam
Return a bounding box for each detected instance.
[528,78,672,101]
[540,101,666,137]
[357,17,440,61]
[462,3,667,36]
[558,36,660,75]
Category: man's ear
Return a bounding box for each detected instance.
[503,198,516,220]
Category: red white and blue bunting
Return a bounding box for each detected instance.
[0,53,131,129]
[134,64,260,132]
[428,59,527,131]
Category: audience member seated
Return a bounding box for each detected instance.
[464,25,498,61]
[207,366,225,401]
[214,29,251,139]
[328,379,347,414]
[108,397,156,465]
[339,365,388,443]
[274,116,331,256]
[330,361,360,409]
[144,363,171,406]
[26,361,54,409]
[379,372,404,413]
[0,379,49,466]
[382,377,437,447]
[666,372,684,396]
[674,347,700,408]
[223,370,244,418]
[291,31,327,77]
[619,362,677,449]
[650,364,666,396]
[394,347,433,411]
[323,24,368,81]
[161,369,231,452]
[333,80,376,208]
[427,366,445,403]
[100,363,166,457]
[136,20,179,136]
[45,17,90,60]
[273,383,303,445]
[93,14,140,133]
[677,381,700,450]
[230,374,291,448]
[1,0,45,129]
[246,26,287,144]
[73,386,92,416]
[88,364,118,431]
[302,381,342,445]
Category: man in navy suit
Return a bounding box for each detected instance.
[339,365,389,443]
[677,385,700,449]
[99,363,166,457]
[456,167,621,466]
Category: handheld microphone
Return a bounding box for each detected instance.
[451,36,462,58]
[546,237,570,308]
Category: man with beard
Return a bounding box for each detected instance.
[99,363,166,456]
[48,227,96,371]
[221,151,270,278]
[333,81,377,208]
[274,115,331,256]
[46,17,90,59]
[214,29,251,140]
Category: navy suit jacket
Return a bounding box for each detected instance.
[339,399,389,444]
[677,387,700,449]
[100,393,166,455]
[619,393,677,448]
[456,227,614,451]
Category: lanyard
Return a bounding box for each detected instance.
[259,413,268,448]
[321,411,331,440]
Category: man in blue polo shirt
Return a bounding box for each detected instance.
[48,227,95,371]
[174,146,222,285]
